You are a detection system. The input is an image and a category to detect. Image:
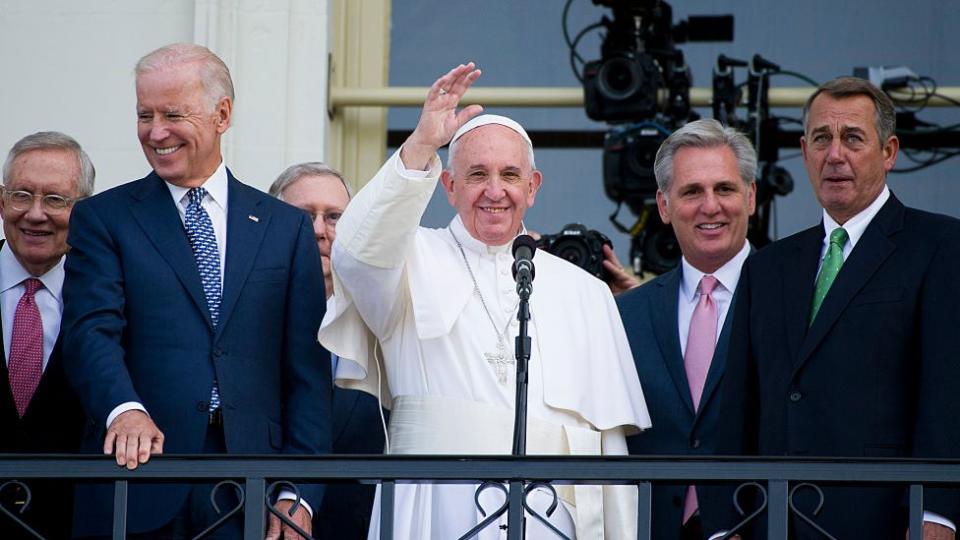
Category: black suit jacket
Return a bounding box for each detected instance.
[717,194,960,539]
[0,240,85,538]
[314,379,387,540]
[618,264,735,538]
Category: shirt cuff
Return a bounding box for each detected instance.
[925,511,956,531]
[277,490,314,517]
[708,532,728,540]
[106,402,148,429]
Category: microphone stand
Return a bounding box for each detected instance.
[508,272,533,538]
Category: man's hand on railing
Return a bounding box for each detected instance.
[266,500,312,540]
[103,410,164,470]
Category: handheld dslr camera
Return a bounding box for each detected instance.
[537,223,612,281]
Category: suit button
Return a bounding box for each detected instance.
[213,348,223,358]
[691,439,701,449]
[789,391,802,402]
[196,401,209,411]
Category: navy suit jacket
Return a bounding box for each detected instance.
[61,170,332,536]
[717,194,960,539]
[618,265,734,538]
[314,381,386,539]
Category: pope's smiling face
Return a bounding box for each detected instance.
[441,125,542,246]
[136,62,231,188]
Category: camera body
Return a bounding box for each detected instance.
[603,124,669,215]
[537,223,612,281]
[583,53,661,123]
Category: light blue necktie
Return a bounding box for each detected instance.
[184,187,222,411]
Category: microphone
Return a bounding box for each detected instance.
[512,235,537,284]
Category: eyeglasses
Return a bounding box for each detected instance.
[2,187,80,214]
[303,210,342,227]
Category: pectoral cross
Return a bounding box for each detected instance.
[484,339,515,385]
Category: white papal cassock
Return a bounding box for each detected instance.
[319,149,651,539]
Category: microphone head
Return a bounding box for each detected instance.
[512,234,538,259]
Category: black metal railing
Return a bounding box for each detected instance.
[1,454,958,539]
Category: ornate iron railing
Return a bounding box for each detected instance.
[1,454,957,539]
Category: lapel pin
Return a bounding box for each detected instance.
[248,215,259,223]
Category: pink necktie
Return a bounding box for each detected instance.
[8,278,44,418]
[682,274,719,524]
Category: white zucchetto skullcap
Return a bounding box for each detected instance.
[450,114,532,146]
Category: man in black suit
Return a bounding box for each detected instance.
[269,163,386,538]
[718,77,960,539]
[0,131,91,538]
[617,119,756,539]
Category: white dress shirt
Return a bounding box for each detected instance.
[0,243,64,370]
[817,185,889,273]
[677,242,751,357]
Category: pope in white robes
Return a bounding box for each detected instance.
[319,63,651,539]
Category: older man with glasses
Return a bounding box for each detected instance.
[0,131,93,539]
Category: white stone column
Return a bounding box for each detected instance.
[193,0,330,191]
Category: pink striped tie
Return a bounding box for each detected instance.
[682,274,719,524]
[8,278,44,418]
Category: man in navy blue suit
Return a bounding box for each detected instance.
[717,77,960,539]
[617,119,756,539]
[269,162,386,538]
[62,43,331,539]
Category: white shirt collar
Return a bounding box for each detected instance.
[164,161,229,211]
[448,214,526,255]
[822,185,889,250]
[679,240,751,303]
[0,241,65,301]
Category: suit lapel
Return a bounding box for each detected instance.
[794,196,902,375]
[129,173,212,327]
[650,268,696,415]
[782,226,823,367]
[217,173,270,336]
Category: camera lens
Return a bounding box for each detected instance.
[597,56,641,100]
[626,137,658,178]
[553,237,590,267]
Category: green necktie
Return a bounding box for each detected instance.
[809,227,849,324]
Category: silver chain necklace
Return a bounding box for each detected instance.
[449,227,516,385]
